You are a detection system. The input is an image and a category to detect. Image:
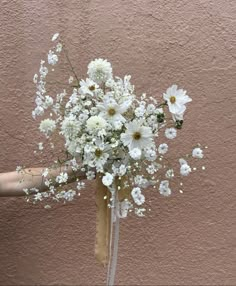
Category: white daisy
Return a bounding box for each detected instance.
[163,84,192,116]
[48,50,58,65]
[79,78,99,96]
[87,58,112,84]
[121,120,154,150]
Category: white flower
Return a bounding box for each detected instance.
[79,78,99,96]
[165,128,177,139]
[144,148,157,161]
[146,104,156,114]
[180,163,191,176]
[159,180,171,196]
[48,50,58,65]
[134,194,145,205]
[51,33,59,41]
[60,115,80,139]
[135,106,146,117]
[192,147,204,159]
[56,172,68,184]
[56,43,62,53]
[102,172,114,186]
[146,164,157,175]
[87,58,112,84]
[135,208,146,217]
[163,84,192,116]
[158,143,168,154]
[165,169,174,179]
[131,187,141,197]
[68,76,74,84]
[38,142,44,151]
[97,95,130,125]
[129,148,142,160]
[86,116,107,132]
[86,170,96,180]
[131,187,145,205]
[42,168,49,177]
[44,96,54,108]
[39,119,56,136]
[121,120,153,150]
[33,74,38,84]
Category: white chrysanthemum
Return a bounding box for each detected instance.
[48,50,58,65]
[39,119,56,136]
[60,115,80,138]
[79,78,99,96]
[180,164,191,176]
[97,95,131,125]
[192,147,204,159]
[158,143,168,154]
[159,180,171,196]
[86,116,107,132]
[163,84,192,116]
[102,172,114,186]
[121,120,153,151]
[129,148,142,160]
[87,58,112,84]
[165,128,177,139]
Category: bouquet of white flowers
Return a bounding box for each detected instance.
[18,33,207,285]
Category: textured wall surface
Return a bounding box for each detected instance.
[0,0,236,285]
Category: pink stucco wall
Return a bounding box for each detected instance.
[0,0,236,285]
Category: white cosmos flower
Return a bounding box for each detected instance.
[39,119,56,136]
[163,84,192,116]
[192,147,204,159]
[79,78,99,96]
[97,95,131,125]
[87,58,112,84]
[121,120,153,151]
[86,115,107,132]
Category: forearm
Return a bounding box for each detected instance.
[0,166,87,197]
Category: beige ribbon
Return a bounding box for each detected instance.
[95,175,131,266]
[95,174,111,266]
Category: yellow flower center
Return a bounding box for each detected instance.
[108,108,116,116]
[89,85,96,91]
[170,96,176,104]
[95,149,102,157]
[133,132,141,140]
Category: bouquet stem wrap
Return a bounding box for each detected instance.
[95,175,131,285]
[95,175,112,266]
